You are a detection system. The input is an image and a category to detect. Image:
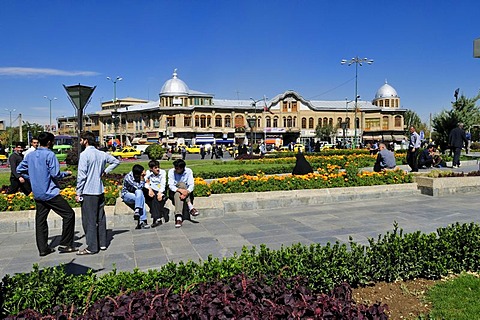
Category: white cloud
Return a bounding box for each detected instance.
[0,67,100,77]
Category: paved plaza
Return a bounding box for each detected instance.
[0,188,479,279]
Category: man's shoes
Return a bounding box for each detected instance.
[175,218,183,228]
[151,218,163,228]
[133,208,141,220]
[100,246,107,251]
[39,247,55,257]
[136,221,151,229]
[189,208,199,217]
[58,246,79,254]
[76,248,96,255]
[452,165,458,169]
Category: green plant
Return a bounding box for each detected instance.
[144,144,165,160]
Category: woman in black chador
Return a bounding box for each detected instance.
[292,153,314,175]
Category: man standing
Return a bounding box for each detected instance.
[407,126,421,172]
[76,131,119,255]
[17,132,77,256]
[8,143,32,195]
[449,122,468,168]
[168,159,198,228]
[23,138,39,157]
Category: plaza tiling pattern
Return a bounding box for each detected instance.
[0,190,479,279]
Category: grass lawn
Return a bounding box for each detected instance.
[426,273,480,319]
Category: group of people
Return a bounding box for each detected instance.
[14,131,198,257]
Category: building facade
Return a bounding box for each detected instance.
[57,70,407,148]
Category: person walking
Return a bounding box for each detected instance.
[449,122,468,168]
[168,159,198,228]
[16,132,77,256]
[407,126,421,172]
[8,143,32,195]
[75,131,120,255]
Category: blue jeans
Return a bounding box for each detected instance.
[122,189,147,221]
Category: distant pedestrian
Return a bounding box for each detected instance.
[292,153,313,175]
[200,145,206,159]
[76,131,120,255]
[407,126,421,172]
[181,146,187,160]
[16,132,77,257]
[449,122,468,168]
[8,143,32,195]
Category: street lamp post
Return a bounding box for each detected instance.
[107,76,123,145]
[250,97,264,144]
[341,56,373,148]
[5,108,15,154]
[43,96,57,132]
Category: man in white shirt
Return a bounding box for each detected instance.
[23,138,39,157]
[168,159,198,228]
[145,160,167,228]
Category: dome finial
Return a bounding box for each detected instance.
[173,68,178,78]
[385,79,388,84]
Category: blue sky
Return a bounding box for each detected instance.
[0,0,479,127]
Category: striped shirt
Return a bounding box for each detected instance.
[76,146,120,196]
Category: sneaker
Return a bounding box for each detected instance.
[133,208,141,220]
[136,221,151,229]
[175,218,183,228]
[151,218,163,228]
[189,208,199,217]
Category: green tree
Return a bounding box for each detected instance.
[432,91,480,152]
[315,124,334,142]
[404,109,429,137]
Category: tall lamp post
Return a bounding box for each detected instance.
[250,97,264,144]
[341,56,373,148]
[43,96,57,132]
[5,108,15,154]
[107,76,122,145]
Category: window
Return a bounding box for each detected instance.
[184,116,191,127]
[282,101,288,112]
[382,116,389,130]
[309,117,314,129]
[266,116,271,127]
[301,117,307,129]
[283,116,287,127]
[273,117,278,127]
[345,117,351,129]
[207,115,212,127]
[225,115,231,128]
[323,117,328,127]
[195,115,200,127]
[256,116,261,128]
[167,116,175,127]
[329,118,333,126]
[337,117,342,127]
[317,118,322,127]
[291,101,298,112]
[365,118,380,130]
[215,115,222,127]
[200,115,207,128]
[287,116,293,128]
[385,99,390,107]
[394,115,402,127]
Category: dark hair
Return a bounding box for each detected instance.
[81,131,96,146]
[132,164,145,182]
[173,159,186,169]
[148,160,159,169]
[38,132,55,147]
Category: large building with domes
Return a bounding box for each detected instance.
[57,70,407,148]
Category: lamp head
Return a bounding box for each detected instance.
[106,76,111,81]
[341,59,347,64]
[116,77,123,81]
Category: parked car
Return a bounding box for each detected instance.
[132,144,151,154]
[53,145,72,162]
[110,147,141,159]
[0,154,7,165]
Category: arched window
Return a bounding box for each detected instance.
[195,115,200,127]
[215,115,222,127]
[266,116,271,127]
[317,118,322,127]
[200,115,207,128]
[206,115,212,127]
[308,117,314,129]
[287,116,293,128]
[345,117,351,129]
[225,115,231,127]
[382,116,389,130]
[273,117,278,127]
[394,115,402,127]
[329,118,333,126]
[323,117,328,127]
[301,117,307,129]
[337,117,342,127]
[256,116,261,128]
[283,116,287,127]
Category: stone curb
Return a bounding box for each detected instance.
[0,183,420,233]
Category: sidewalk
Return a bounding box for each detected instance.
[0,190,479,279]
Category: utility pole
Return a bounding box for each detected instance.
[18,114,22,142]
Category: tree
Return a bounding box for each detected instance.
[432,91,480,151]
[404,110,429,137]
[315,124,335,142]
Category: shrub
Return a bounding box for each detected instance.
[144,144,165,160]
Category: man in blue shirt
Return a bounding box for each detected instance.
[122,164,151,229]
[168,159,198,228]
[407,126,421,172]
[76,131,119,255]
[17,132,77,256]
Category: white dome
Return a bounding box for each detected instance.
[375,82,398,99]
[160,69,189,96]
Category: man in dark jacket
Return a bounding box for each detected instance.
[448,122,468,168]
[8,143,31,194]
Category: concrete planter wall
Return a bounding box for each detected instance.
[415,175,480,196]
